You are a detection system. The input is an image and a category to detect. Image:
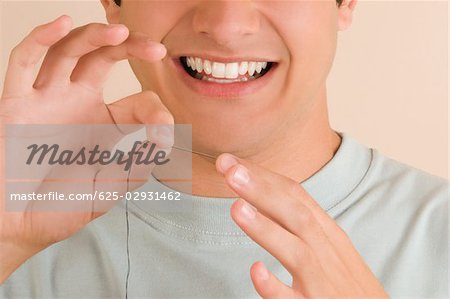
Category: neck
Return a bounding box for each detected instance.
[156,86,342,198]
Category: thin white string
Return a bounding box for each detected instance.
[124,143,217,299]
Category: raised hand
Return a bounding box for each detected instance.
[0,15,173,284]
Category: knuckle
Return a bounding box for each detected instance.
[84,23,112,44]
[292,241,311,263]
[9,45,21,61]
[336,225,352,243]
[99,46,123,63]
[47,42,71,58]
[84,24,100,36]
[74,23,101,36]
[142,90,161,101]
[285,178,302,196]
[9,45,28,68]
[85,22,108,31]
[152,109,173,125]
[135,92,173,124]
[29,23,46,37]
[259,178,272,195]
[296,208,315,228]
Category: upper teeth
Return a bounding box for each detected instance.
[185,57,269,79]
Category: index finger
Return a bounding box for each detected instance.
[216,153,327,229]
[70,32,166,90]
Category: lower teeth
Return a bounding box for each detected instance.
[200,75,252,84]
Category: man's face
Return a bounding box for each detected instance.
[114,1,349,156]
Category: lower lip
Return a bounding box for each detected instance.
[171,58,277,98]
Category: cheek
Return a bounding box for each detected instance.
[119,1,190,41]
[293,5,338,69]
[276,3,338,101]
[293,27,337,82]
[119,2,193,92]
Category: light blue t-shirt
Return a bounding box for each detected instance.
[1,132,448,298]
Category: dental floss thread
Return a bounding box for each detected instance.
[124,144,216,298]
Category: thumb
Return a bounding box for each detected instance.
[106,90,174,143]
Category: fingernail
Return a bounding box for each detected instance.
[240,200,256,220]
[233,165,250,185]
[259,263,269,281]
[219,154,238,173]
[151,126,174,148]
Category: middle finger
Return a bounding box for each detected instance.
[33,23,129,88]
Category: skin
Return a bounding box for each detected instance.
[101,0,347,197]
[0,0,389,297]
[216,154,388,297]
[0,17,173,283]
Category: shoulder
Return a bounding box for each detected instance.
[329,132,448,218]
[333,133,448,249]
[344,144,449,297]
[366,148,448,208]
[346,144,449,244]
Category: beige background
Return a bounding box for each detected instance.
[0,1,448,179]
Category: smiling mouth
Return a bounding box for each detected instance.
[180,56,274,84]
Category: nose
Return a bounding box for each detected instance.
[192,0,261,46]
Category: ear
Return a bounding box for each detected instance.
[337,0,357,31]
[100,0,121,24]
